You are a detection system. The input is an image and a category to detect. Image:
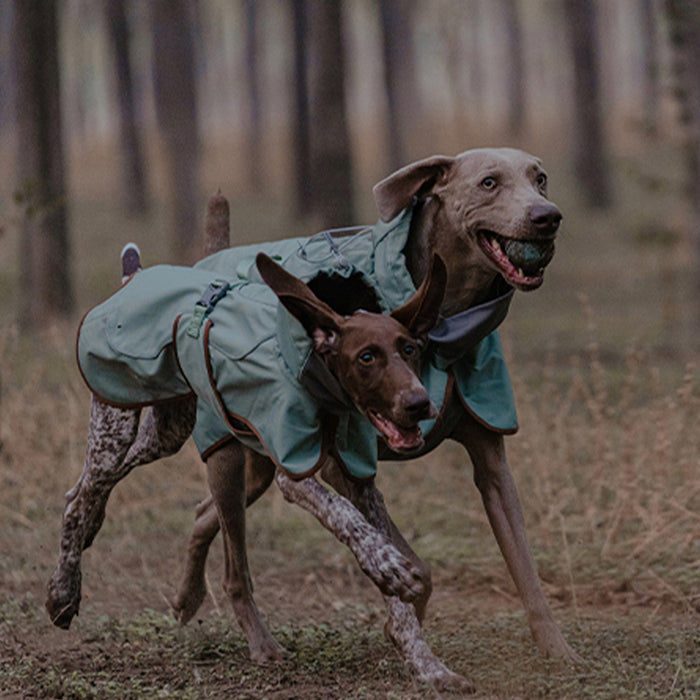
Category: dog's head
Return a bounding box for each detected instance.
[256,253,446,452]
[373,148,561,293]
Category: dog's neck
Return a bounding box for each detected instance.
[404,198,499,316]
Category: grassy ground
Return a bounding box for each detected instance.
[0,136,698,697]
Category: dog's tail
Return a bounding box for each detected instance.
[121,243,142,283]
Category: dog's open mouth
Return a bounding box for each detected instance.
[368,411,424,452]
[478,231,555,290]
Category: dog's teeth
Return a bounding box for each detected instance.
[492,238,501,252]
[517,268,524,277]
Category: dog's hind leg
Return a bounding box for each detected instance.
[46,398,140,628]
[205,443,283,662]
[170,442,275,626]
[120,397,197,469]
[46,396,196,629]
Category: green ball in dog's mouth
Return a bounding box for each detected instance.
[503,239,555,275]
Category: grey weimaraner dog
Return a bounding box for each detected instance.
[169,148,577,689]
[48,148,577,692]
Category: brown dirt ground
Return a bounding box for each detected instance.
[1,481,698,699]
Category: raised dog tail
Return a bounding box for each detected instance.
[121,243,142,283]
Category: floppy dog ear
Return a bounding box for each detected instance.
[391,254,446,338]
[372,155,455,222]
[256,253,343,354]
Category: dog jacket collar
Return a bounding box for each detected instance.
[428,276,514,367]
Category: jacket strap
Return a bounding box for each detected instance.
[186,279,231,338]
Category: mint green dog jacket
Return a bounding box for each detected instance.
[77,208,517,481]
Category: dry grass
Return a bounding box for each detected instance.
[510,348,698,609]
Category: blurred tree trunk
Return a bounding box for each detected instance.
[12,0,74,329]
[244,0,264,190]
[151,0,200,262]
[463,0,485,125]
[378,0,419,170]
[105,0,148,215]
[666,0,700,294]
[307,0,355,228]
[290,0,313,217]
[640,0,659,135]
[502,0,525,137]
[0,2,15,128]
[440,2,468,132]
[564,0,612,208]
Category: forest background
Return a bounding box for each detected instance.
[0,1,698,698]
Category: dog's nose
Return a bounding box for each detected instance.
[403,391,432,421]
[530,203,562,235]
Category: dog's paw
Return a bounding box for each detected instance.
[46,573,81,630]
[169,582,207,626]
[362,543,426,602]
[249,636,286,664]
[530,617,583,664]
[538,634,583,664]
[417,665,476,695]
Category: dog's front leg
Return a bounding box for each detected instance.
[320,462,473,692]
[452,412,581,662]
[171,442,275,625]
[274,469,425,603]
[206,443,283,663]
[169,494,220,625]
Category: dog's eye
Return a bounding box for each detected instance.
[480,176,497,190]
[358,349,375,365]
[536,173,547,190]
[403,343,416,357]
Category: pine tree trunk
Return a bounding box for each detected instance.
[307,0,355,228]
[12,0,74,329]
[290,0,313,217]
[503,0,525,137]
[378,0,419,170]
[151,0,201,262]
[106,0,149,215]
[244,0,264,190]
[640,0,659,135]
[666,0,700,294]
[564,0,612,208]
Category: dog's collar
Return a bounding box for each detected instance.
[428,276,514,366]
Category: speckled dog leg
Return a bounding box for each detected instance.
[274,470,425,602]
[46,396,196,629]
[383,597,475,693]
[318,463,471,689]
[122,398,197,468]
[46,398,141,628]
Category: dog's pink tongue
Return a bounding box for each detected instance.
[370,413,423,451]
